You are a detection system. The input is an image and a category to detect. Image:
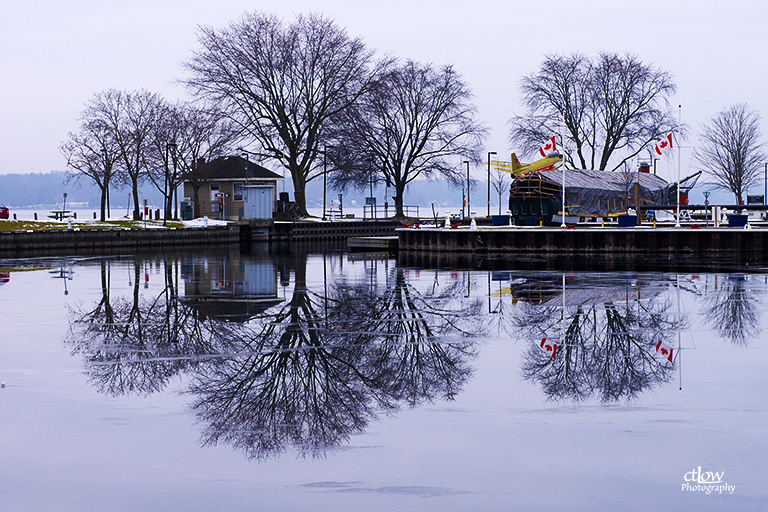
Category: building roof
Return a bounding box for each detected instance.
[511,169,671,216]
[536,169,669,192]
[186,155,284,182]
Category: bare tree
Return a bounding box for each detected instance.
[697,103,766,204]
[329,60,486,218]
[146,102,237,220]
[491,168,511,215]
[173,105,238,219]
[510,52,677,171]
[81,89,163,220]
[145,99,177,221]
[184,11,385,217]
[61,116,119,221]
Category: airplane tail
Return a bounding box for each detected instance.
[510,153,522,171]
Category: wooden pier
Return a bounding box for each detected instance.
[240,219,401,243]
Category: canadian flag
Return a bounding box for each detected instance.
[539,136,557,158]
[539,337,558,359]
[654,133,674,156]
[655,340,674,363]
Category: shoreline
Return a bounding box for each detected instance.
[0,224,239,253]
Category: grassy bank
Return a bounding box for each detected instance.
[0,219,186,232]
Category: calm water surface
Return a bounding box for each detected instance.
[1,246,767,511]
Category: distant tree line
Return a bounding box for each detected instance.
[0,171,162,209]
[61,12,766,219]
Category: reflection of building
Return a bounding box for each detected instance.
[181,250,283,322]
[493,271,668,306]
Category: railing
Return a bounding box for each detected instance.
[358,204,419,219]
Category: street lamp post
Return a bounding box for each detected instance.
[487,151,496,217]
[242,152,249,185]
[464,160,470,218]
[101,147,110,220]
[323,147,327,220]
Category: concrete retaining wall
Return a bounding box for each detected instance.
[397,227,768,255]
[240,220,401,242]
[0,226,239,253]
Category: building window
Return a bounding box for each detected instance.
[210,182,220,201]
[234,182,243,201]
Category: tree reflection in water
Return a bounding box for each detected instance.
[189,258,482,459]
[66,252,481,459]
[513,274,684,402]
[330,268,481,406]
[700,275,762,346]
[67,257,217,396]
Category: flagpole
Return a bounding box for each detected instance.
[560,131,566,228]
[675,105,682,228]
[677,273,682,390]
[562,272,566,350]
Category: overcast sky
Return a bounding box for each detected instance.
[2,0,766,186]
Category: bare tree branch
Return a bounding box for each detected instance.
[510,53,677,172]
[184,12,385,216]
[329,60,486,217]
[696,103,766,204]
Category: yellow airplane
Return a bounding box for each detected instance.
[489,152,563,177]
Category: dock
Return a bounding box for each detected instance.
[348,236,398,251]
[0,225,238,254]
[396,225,768,256]
[240,219,400,242]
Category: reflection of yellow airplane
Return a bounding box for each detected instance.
[489,152,563,177]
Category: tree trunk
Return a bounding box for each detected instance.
[192,184,201,219]
[132,177,140,220]
[99,186,107,222]
[292,170,308,217]
[394,181,406,217]
[165,192,173,222]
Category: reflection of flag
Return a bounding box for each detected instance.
[655,340,674,363]
[654,133,674,155]
[539,136,557,157]
[539,337,558,359]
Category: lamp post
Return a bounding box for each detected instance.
[464,160,470,218]
[323,146,327,220]
[101,147,110,220]
[242,151,249,185]
[675,105,682,228]
[487,151,496,217]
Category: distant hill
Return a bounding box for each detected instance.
[0,169,762,210]
[0,171,163,208]
[0,170,480,211]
